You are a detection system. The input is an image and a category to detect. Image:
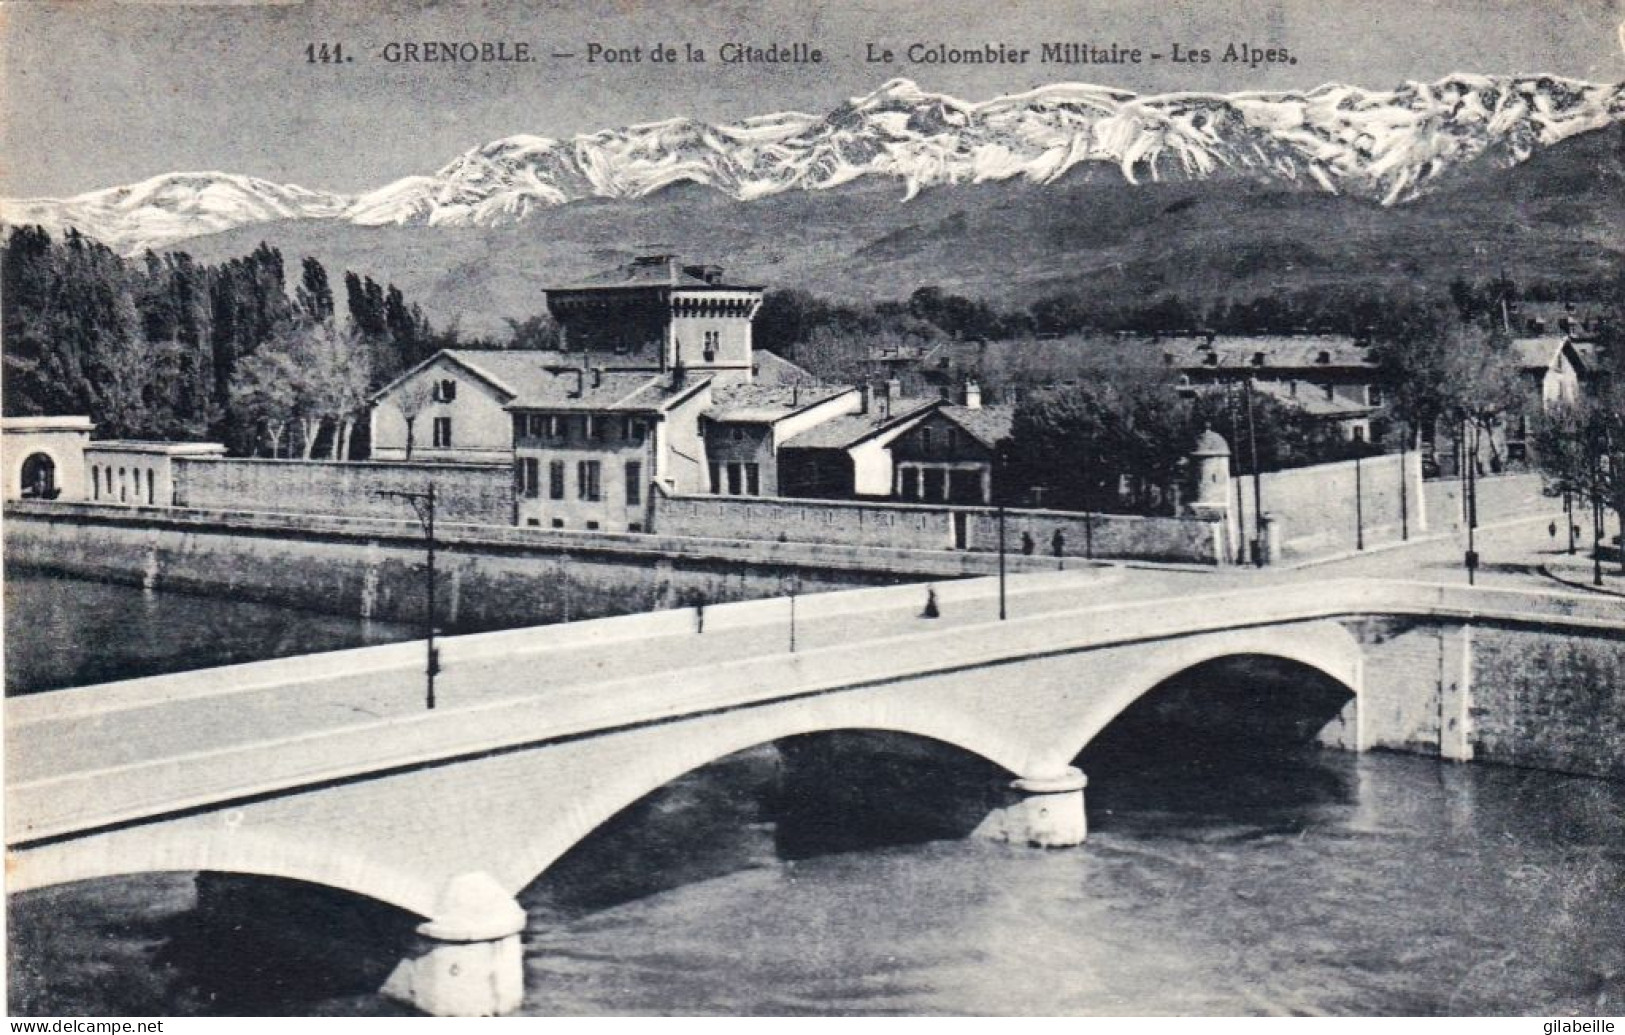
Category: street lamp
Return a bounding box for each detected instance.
[1244,377,1264,567]
[378,483,440,710]
[1464,418,1480,586]
[782,572,801,652]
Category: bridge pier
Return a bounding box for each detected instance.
[381,872,527,1017]
[975,767,1087,847]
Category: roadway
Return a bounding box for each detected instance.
[7,508,1619,843]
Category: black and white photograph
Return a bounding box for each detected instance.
[2,0,1623,1020]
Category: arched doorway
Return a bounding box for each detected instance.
[20,453,57,499]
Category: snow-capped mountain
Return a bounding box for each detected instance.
[0,172,350,254]
[5,74,1620,253]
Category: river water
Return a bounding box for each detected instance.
[6,573,1624,1016]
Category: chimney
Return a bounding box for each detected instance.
[962,382,982,410]
[859,384,873,414]
[591,366,603,389]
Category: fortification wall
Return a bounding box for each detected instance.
[173,458,515,525]
[652,490,1226,565]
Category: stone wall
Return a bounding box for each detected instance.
[1255,452,1422,561]
[1354,611,1625,781]
[1421,473,1552,532]
[174,458,515,524]
[1469,623,1625,780]
[650,489,1226,565]
[4,501,1062,631]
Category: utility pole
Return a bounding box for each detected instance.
[1398,424,1409,541]
[378,483,439,710]
[997,500,1007,621]
[1354,452,1365,551]
[1594,452,1606,587]
[1464,419,1479,586]
[1245,378,1264,567]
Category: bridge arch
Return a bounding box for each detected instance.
[8,823,441,919]
[1048,621,1364,763]
[493,699,1032,899]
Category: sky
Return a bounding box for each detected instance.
[2,0,1622,197]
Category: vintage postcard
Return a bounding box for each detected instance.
[3,0,1623,1021]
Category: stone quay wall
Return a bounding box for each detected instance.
[651,489,1227,565]
[2,501,1065,631]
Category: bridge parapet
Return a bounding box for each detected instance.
[6,576,1621,1014]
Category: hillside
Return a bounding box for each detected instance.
[163,122,1625,337]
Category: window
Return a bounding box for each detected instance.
[901,468,920,499]
[119,467,127,502]
[626,462,642,506]
[727,462,742,495]
[578,460,602,501]
[703,330,719,361]
[946,428,958,452]
[527,518,540,527]
[1323,384,1335,401]
[549,460,565,500]
[518,458,540,498]
[709,463,722,494]
[921,427,933,450]
[586,521,600,530]
[434,378,457,402]
[622,417,645,442]
[730,427,744,442]
[1315,351,1331,365]
[551,518,565,529]
[91,465,100,500]
[1252,352,1266,367]
[629,522,643,533]
[745,463,760,496]
[433,416,453,448]
[147,469,155,505]
[1368,385,1385,406]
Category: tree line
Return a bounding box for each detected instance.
[1,226,471,457]
[757,276,1622,362]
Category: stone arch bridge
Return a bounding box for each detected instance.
[7,575,1622,1014]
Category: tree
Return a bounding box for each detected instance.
[391,377,437,460]
[1530,382,1625,573]
[296,257,335,325]
[1371,303,1525,474]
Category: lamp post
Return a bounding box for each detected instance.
[1564,489,1576,554]
[1595,452,1607,588]
[378,483,439,710]
[1464,418,1479,586]
[783,572,801,652]
[1244,377,1264,567]
[1354,451,1365,551]
[997,499,1007,621]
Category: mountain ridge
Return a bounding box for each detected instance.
[4,73,1620,255]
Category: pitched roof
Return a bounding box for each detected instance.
[1511,336,1585,373]
[750,349,823,386]
[936,405,1014,447]
[372,349,708,412]
[1163,335,1377,371]
[782,398,939,449]
[1252,380,1373,418]
[549,255,761,292]
[707,383,853,424]
[505,368,711,412]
